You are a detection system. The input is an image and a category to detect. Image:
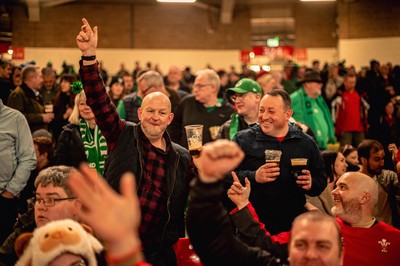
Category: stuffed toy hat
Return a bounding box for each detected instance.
[15,219,103,266]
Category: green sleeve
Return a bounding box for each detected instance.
[116,100,126,119]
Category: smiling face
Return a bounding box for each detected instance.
[233,92,261,117]
[138,92,174,142]
[258,94,292,137]
[78,97,95,122]
[331,173,363,223]
[289,219,343,266]
[34,184,80,227]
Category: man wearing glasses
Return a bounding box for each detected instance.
[117,70,181,124]
[169,69,235,147]
[0,166,82,265]
[218,78,262,140]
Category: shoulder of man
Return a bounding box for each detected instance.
[376,170,399,188]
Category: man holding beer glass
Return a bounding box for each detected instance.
[227,89,327,235]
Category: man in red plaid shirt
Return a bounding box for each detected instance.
[76,18,196,266]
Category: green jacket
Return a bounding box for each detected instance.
[290,87,335,150]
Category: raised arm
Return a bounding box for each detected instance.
[187,140,281,266]
[76,18,125,153]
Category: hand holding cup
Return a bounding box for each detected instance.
[255,150,281,183]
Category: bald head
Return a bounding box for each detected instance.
[141,92,171,113]
[331,172,378,224]
[339,172,378,209]
[138,92,174,143]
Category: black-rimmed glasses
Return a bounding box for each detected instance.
[33,197,76,207]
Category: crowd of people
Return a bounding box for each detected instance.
[0,17,400,265]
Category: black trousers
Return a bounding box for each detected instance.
[0,195,18,245]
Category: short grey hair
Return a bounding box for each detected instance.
[196,69,221,91]
[137,70,165,88]
[34,166,74,197]
[21,65,39,82]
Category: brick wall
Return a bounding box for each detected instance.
[12,3,132,48]
[294,2,337,48]
[11,3,250,50]
[10,1,400,50]
[338,0,400,39]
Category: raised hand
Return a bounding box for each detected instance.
[68,163,141,258]
[227,171,250,210]
[196,139,244,183]
[76,18,98,56]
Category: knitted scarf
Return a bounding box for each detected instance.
[79,118,107,174]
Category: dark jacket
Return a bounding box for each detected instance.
[0,209,35,266]
[230,123,327,234]
[51,91,75,141]
[104,123,195,247]
[169,95,235,148]
[7,83,46,132]
[121,91,142,123]
[231,206,289,263]
[217,114,252,140]
[54,123,87,167]
[79,61,196,251]
[187,179,283,266]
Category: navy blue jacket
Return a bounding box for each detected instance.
[229,123,327,235]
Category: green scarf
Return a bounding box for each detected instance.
[79,118,107,174]
[229,113,239,140]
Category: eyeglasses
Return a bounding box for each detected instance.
[33,197,76,207]
[193,83,212,89]
[230,93,248,102]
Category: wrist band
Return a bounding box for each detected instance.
[81,55,96,61]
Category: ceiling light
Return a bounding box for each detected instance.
[157,0,196,3]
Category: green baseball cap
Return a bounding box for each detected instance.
[227,78,262,95]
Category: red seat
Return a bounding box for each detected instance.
[174,237,202,266]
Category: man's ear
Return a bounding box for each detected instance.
[286,108,293,119]
[168,113,174,125]
[359,157,367,165]
[360,192,371,205]
[15,233,33,257]
[74,198,82,208]
[137,107,142,121]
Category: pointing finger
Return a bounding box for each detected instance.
[231,171,240,183]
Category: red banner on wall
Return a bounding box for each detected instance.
[12,47,25,60]
[240,50,251,63]
[294,48,307,61]
[251,46,294,58]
